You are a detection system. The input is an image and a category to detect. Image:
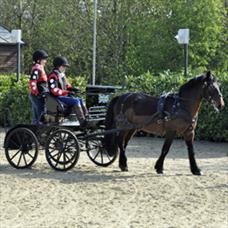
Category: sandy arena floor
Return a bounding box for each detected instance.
[0,129,227,228]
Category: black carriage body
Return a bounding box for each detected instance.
[3,83,117,149]
[86,85,116,108]
[3,85,119,170]
[86,85,116,121]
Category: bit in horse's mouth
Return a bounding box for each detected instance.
[211,100,222,112]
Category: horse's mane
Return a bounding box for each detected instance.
[179,74,206,95]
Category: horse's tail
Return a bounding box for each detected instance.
[104,95,119,156]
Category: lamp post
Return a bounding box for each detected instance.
[12,29,23,82]
[175,29,190,77]
[92,0,97,85]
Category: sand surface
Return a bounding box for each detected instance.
[0,129,227,228]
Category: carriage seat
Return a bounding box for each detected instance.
[44,94,72,117]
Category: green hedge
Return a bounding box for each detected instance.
[0,75,30,126]
[0,71,227,141]
[123,70,228,142]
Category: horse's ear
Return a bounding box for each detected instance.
[206,71,212,80]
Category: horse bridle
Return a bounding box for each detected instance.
[202,80,223,111]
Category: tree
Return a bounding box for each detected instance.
[0,0,226,84]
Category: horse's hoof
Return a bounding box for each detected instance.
[192,170,202,175]
[120,166,128,172]
[156,169,163,174]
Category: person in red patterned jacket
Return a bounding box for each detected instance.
[48,56,88,127]
[29,50,49,124]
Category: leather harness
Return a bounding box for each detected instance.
[115,92,198,130]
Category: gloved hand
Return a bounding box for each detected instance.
[71,87,81,94]
[41,92,49,98]
[37,91,49,99]
[67,91,75,97]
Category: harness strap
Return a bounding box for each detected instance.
[114,92,198,133]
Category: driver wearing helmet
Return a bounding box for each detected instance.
[29,49,49,124]
[48,56,88,127]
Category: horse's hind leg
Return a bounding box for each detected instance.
[124,130,136,148]
[118,131,130,171]
[184,131,201,175]
[154,131,175,174]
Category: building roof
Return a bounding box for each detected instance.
[0,26,24,44]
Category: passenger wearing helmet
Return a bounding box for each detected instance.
[48,56,88,127]
[29,49,48,124]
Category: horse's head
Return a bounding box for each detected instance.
[202,71,225,111]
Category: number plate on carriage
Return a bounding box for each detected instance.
[98,94,109,104]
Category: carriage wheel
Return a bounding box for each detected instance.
[45,129,80,171]
[5,127,39,169]
[86,136,118,167]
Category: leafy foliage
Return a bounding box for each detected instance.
[0,0,226,83]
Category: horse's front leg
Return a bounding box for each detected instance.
[154,131,175,174]
[184,131,201,175]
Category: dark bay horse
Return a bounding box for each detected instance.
[104,71,225,175]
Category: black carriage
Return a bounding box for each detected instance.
[3,85,118,171]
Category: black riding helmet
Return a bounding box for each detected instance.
[32,50,48,62]
[53,56,70,68]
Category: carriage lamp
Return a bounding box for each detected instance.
[175,28,190,77]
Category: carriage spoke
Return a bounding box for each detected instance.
[62,132,67,141]
[63,152,66,169]
[105,152,111,161]
[51,136,59,143]
[22,132,27,143]
[17,152,23,166]
[56,132,62,144]
[27,151,34,159]
[64,143,75,152]
[10,148,22,160]
[5,127,39,169]
[100,151,104,163]
[10,139,20,148]
[59,132,64,144]
[16,133,22,145]
[65,153,72,162]
[54,152,62,167]
[49,148,57,154]
[92,150,100,160]
[22,153,28,166]
[45,129,80,171]
[86,132,117,167]
[48,145,57,150]
[51,151,61,159]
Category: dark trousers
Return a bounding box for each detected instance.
[29,94,44,124]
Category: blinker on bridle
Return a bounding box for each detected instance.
[202,80,223,111]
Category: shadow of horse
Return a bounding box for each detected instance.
[0,164,142,184]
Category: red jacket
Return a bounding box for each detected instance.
[29,64,47,95]
[48,69,72,96]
